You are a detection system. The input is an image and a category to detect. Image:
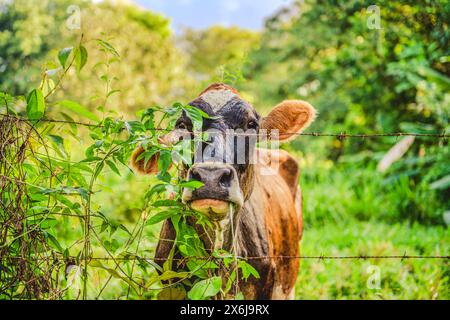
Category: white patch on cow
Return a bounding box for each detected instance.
[201,129,226,163]
[227,176,244,208]
[201,89,237,111]
[288,287,295,300]
[271,284,294,300]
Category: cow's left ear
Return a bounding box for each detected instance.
[130,146,160,175]
[260,100,317,141]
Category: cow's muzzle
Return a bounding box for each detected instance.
[181,163,243,220]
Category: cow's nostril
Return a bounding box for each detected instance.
[190,168,202,183]
[219,168,232,188]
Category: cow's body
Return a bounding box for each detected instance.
[155,148,302,299]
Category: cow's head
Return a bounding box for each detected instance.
[131,83,316,222]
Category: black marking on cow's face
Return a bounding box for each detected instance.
[176,96,260,132]
[220,97,260,131]
[176,93,261,201]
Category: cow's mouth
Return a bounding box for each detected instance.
[189,199,233,221]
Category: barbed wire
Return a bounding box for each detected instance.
[5,254,449,261]
[1,114,448,139]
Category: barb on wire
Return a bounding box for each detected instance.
[1,114,448,139]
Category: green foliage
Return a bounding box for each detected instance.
[26,88,45,119]
[0,0,82,93]
[57,100,99,122]
[58,47,73,69]
[182,26,260,86]
[187,276,222,300]
[245,0,449,225]
[0,0,196,114]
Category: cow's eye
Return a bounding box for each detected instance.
[177,122,187,130]
[247,120,258,129]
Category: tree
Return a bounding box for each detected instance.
[0,0,197,115]
[181,26,260,86]
[0,0,81,94]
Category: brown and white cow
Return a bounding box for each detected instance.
[131,83,316,299]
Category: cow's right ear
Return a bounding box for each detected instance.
[260,100,316,141]
[130,146,160,175]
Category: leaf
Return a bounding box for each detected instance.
[39,218,58,229]
[93,161,105,180]
[106,160,120,176]
[183,105,206,132]
[40,78,55,96]
[159,270,189,282]
[47,233,63,252]
[157,286,186,300]
[75,45,88,73]
[238,260,260,281]
[152,199,180,207]
[163,240,176,273]
[234,292,245,300]
[57,100,99,122]
[90,261,138,292]
[144,183,168,200]
[60,112,78,133]
[157,150,172,181]
[26,89,45,119]
[184,104,213,120]
[224,270,236,293]
[96,39,120,58]
[48,134,67,158]
[124,121,145,134]
[107,89,121,98]
[58,47,73,68]
[187,276,222,300]
[147,210,178,225]
[179,180,204,189]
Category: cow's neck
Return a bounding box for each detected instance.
[210,169,269,259]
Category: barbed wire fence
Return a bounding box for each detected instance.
[2,113,449,139]
[0,112,448,300]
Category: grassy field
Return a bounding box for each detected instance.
[298,221,448,299]
[296,159,449,299]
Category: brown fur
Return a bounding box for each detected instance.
[198,83,241,96]
[130,146,159,175]
[261,100,317,141]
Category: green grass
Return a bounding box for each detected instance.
[297,220,448,299]
[295,158,449,299]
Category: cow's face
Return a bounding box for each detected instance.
[131,83,316,222]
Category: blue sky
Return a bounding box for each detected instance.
[134,0,292,30]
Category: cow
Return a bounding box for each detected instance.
[131,83,316,299]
